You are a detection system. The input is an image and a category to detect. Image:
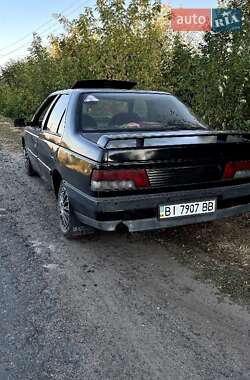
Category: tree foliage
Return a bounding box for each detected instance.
[0,0,249,129]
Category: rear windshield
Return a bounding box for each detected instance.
[78,92,207,131]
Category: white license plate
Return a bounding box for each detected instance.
[159,200,216,219]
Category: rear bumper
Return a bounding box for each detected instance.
[66,181,250,232]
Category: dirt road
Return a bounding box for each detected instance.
[0,125,249,379]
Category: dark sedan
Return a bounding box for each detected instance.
[20,80,250,238]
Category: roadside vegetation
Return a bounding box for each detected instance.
[0,0,249,130]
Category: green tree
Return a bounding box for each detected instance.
[193,0,250,129]
[0,0,249,130]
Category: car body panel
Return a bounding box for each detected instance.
[37,132,61,182]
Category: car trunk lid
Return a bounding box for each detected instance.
[88,130,250,190]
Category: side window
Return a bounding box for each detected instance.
[57,111,66,136]
[33,95,58,127]
[44,95,69,134]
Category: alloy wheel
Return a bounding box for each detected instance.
[59,185,70,231]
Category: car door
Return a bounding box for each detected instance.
[36,94,69,184]
[25,95,58,175]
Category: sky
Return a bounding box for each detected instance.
[0,0,218,67]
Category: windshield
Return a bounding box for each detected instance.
[79,92,207,131]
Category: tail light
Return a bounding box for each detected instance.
[224,161,250,179]
[91,168,150,191]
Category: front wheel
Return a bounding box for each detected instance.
[57,182,94,239]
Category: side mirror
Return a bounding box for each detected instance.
[14,118,26,128]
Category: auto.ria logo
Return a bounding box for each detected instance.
[212,8,242,32]
[171,7,242,33]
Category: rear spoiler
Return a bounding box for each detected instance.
[72,80,137,89]
[97,131,250,149]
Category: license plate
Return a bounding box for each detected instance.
[159,200,216,219]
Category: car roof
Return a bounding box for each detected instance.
[50,79,171,96]
[51,88,171,96]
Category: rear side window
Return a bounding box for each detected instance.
[44,95,69,134]
[57,111,66,136]
[33,95,57,126]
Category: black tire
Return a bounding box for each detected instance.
[57,181,95,239]
[23,148,36,176]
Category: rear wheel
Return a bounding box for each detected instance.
[57,181,94,239]
[23,148,36,176]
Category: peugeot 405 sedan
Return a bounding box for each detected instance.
[19,80,250,238]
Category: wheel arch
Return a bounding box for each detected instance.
[52,169,62,198]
